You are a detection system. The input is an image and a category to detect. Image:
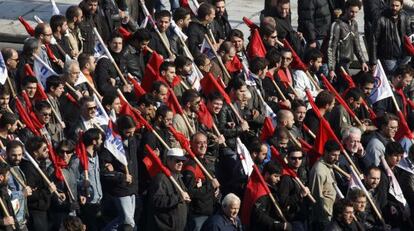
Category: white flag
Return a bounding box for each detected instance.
[200,38,215,59]
[0,52,8,85]
[33,55,58,87]
[93,94,110,126]
[171,20,188,41]
[236,138,254,176]
[397,157,414,175]
[75,71,88,87]
[93,36,106,58]
[187,63,203,91]
[139,16,149,29]
[51,0,60,15]
[381,156,407,206]
[369,60,393,104]
[104,125,127,166]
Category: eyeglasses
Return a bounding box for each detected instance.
[282,57,292,61]
[290,156,303,160]
[43,33,53,37]
[41,112,52,117]
[270,36,278,39]
[175,159,185,163]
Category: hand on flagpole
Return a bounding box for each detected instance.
[180,191,191,203]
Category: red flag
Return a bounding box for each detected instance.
[321,75,359,120]
[404,35,414,56]
[127,75,146,99]
[21,91,43,130]
[118,96,146,130]
[166,88,184,114]
[241,165,269,225]
[242,17,259,30]
[65,93,78,106]
[141,51,165,92]
[200,73,231,104]
[260,117,275,141]
[168,126,196,159]
[246,29,267,59]
[45,44,57,62]
[118,27,132,41]
[340,70,356,89]
[75,132,89,172]
[196,100,214,129]
[143,144,172,178]
[298,138,313,153]
[25,64,48,101]
[395,110,414,140]
[14,96,40,136]
[225,56,243,74]
[305,90,343,164]
[18,16,35,36]
[47,143,66,181]
[269,146,297,177]
[282,39,307,71]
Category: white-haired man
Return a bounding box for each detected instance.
[201,193,243,230]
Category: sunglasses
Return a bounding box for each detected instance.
[41,112,52,117]
[290,156,303,160]
[87,106,97,111]
[175,159,185,163]
[60,149,74,154]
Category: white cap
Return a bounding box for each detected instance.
[166,148,186,160]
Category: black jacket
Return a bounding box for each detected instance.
[187,19,220,57]
[213,12,232,40]
[250,194,287,231]
[146,173,188,231]
[370,9,412,64]
[20,159,52,212]
[0,186,17,231]
[297,0,338,43]
[182,158,216,216]
[100,136,139,197]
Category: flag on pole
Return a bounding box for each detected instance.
[50,0,60,15]
[143,144,172,178]
[171,20,188,41]
[241,165,270,225]
[0,52,8,85]
[93,33,106,58]
[75,132,89,172]
[200,38,215,59]
[141,51,165,92]
[18,16,35,36]
[104,121,127,166]
[397,157,414,175]
[283,39,307,71]
[381,157,407,206]
[369,61,393,104]
[93,94,110,126]
[242,17,266,59]
[47,143,66,181]
[139,16,149,29]
[260,117,275,141]
[196,100,214,129]
[236,138,254,176]
[33,55,58,87]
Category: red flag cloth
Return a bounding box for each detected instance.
[298,138,313,153]
[127,75,146,99]
[45,44,57,62]
[225,56,243,74]
[242,17,259,29]
[196,100,214,129]
[276,69,290,86]
[321,75,359,120]
[118,27,132,41]
[14,96,40,136]
[141,51,165,92]
[361,100,377,121]
[282,39,307,71]
[168,126,196,159]
[269,146,297,177]
[260,117,275,141]
[21,91,43,130]
[166,88,184,114]
[246,28,267,59]
[200,73,231,104]
[305,90,343,165]
[24,64,49,101]
[340,70,356,89]
[143,144,172,178]
[18,16,35,36]
[118,96,147,130]
[75,132,89,172]
[241,165,270,225]
[395,110,414,140]
[65,93,78,106]
[404,35,414,56]
[47,143,66,181]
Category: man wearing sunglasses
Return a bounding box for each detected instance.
[146,148,191,231]
[279,146,311,231]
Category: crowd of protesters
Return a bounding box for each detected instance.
[0,0,414,230]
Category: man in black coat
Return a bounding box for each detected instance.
[279,147,310,230]
[0,162,18,231]
[212,0,232,40]
[146,148,191,231]
[100,115,140,231]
